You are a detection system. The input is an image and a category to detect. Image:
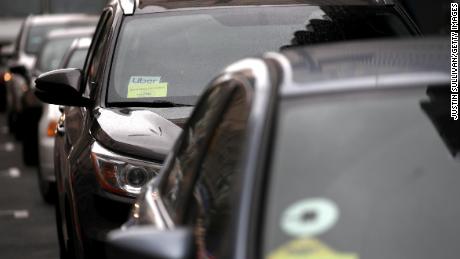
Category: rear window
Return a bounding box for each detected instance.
[263,85,460,259]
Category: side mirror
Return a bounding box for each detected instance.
[106,227,195,259]
[34,68,89,107]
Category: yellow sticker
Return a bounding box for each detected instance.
[268,238,358,259]
[127,76,168,98]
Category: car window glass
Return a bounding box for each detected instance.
[263,86,460,259]
[161,85,232,222]
[66,48,89,69]
[193,85,251,259]
[38,37,74,72]
[83,11,111,96]
[107,5,410,106]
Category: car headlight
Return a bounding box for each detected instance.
[91,142,161,197]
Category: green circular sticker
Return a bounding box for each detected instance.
[281,198,339,237]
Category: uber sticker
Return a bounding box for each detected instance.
[281,198,339,237]
[127,76,168,98]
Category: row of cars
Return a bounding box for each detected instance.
[0,14,98,204]
[3,0,459,259]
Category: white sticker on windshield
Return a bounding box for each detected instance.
[281,198,339,237]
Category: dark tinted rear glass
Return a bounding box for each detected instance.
[264,85,460,259]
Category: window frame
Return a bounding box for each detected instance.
[81,8,112,98]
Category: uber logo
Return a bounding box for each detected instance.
[130,76,161,84]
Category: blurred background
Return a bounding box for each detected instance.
[0,0,454,47]
[0,0,105,46]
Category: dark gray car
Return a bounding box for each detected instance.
[34,0,421,258]
[108,37,456,259]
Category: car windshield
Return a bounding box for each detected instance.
[263,86,460,259]
[26,22,94,55]
[108,5,412,106]
[66,48,88,69]
[38,37,74,72]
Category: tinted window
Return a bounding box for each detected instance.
[263,86,460,259]
[83,11,111,94]
[108,5,410,106]
[38,38,74,72]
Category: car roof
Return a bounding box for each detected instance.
[125,0,393,15]
[275,37,449,97]
[46,26,95,39]
[26,14,99,26]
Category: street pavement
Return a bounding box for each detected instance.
[0,114,59,259]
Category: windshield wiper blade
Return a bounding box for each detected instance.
[149,101,194,107]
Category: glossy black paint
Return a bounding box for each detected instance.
[91,107,187,161]
[35,68,89,106]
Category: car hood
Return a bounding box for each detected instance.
[91,107,192,162]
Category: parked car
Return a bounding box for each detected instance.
[107,37,454,259]
[5,14,98,135]
[20,27,95,166]
[34,0,420,258]
[37,37,92,203]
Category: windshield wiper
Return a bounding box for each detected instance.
[108,101,194,108]
[149,101,194,107]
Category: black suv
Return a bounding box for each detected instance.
[34,0,420,258]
